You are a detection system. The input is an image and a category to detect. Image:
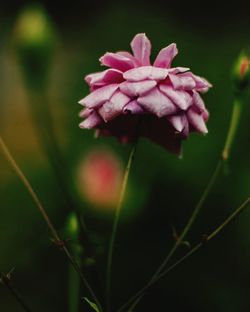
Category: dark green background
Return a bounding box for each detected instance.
[0,1,250,311]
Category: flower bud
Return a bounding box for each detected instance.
[13,4,57,89]
[65,213,80,241]
[232,50,250,93]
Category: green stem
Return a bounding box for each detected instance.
[0,135,102,312]
[119,96,244,311]
[119,158,222,312]
[158,197,250,278]
[106,143,138,312]
[121,197,250,312]
[68,243,81,312]
[222,97,242,161]
[0,272,31,312]
[151,159,222,281]
[28,91,88,237]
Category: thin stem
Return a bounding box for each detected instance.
[68,245,81,312]
[120,197,250,312]
[28,91,72,208]
[119,95,244,311]
[158,197,250,278]
[119,159,222,312]
[0,135,102,312]
[0,135,59,241]
[106,143,138,312]
[0,272,31,312]
[222,97,242,161]
[151,159,222,282]
[28,91,88,238]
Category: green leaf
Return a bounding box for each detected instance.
[83,297,100,312]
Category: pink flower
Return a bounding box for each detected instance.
[79,33,211,154]
[76,149,122,209]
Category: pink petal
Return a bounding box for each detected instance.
[119,80,157,97]
[192,91,205,111]
[79,108,93,118]
[85,69,124,87]
[100,52,135,72]
[98,91,131,121]
[169,74,196,90]
[137,87,177,117]
[79,84,119,108]
[193,75,212,89]
[130,33,151,66]
[123,100,145,114]
[159,84,192,110]
[182,72,212,92]
[202,109,209,121]
[117,51,140,66]
[168,115,185,132]
[79,112,102,129]
[168,67,190,74]
[123,66,169,82]
[187,109,208,134]
[192,91,210,121]
[154,43,178,68]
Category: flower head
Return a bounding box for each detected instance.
[79,33,211,154]
[232,50,250,93]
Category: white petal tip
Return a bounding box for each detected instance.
[78,99,85,105]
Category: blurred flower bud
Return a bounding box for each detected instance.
[232,50,250,93]
[76,149,123,210]
[13,4,57,89]
[65,212,80,241]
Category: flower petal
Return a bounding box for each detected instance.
[192,91,209,121]
[130,33,151,66]
[137,87,177,117]
[123,100,145,114]
[154,43,178,68]
[119,80,157,97]
[194,75,212,90]
[79,112,102,129]
[123,66,169,82]
[117,51,139,66]
[159,84,192,110]
[79,108,93,118]
[79,84,119,108]
[100,52,135,72]
[192,91,205,111]
[85,69,124,87]
[168,115,186,132]
[168,67,190,74]
[98,91,131,121]
[187,108,208,134]
[169,74,196,90]
[182,72,212,92]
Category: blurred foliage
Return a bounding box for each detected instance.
[0,1,250,312]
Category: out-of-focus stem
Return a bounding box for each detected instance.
[0,272,31,312]
[0,135,102,312]
[66,214,81,312]
[28,90,92,267]
[106,142,138,312]
[28,91,87,229]
[222,97,242,161]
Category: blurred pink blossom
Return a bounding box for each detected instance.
[77,149,122,209]
[79,33,211,154]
